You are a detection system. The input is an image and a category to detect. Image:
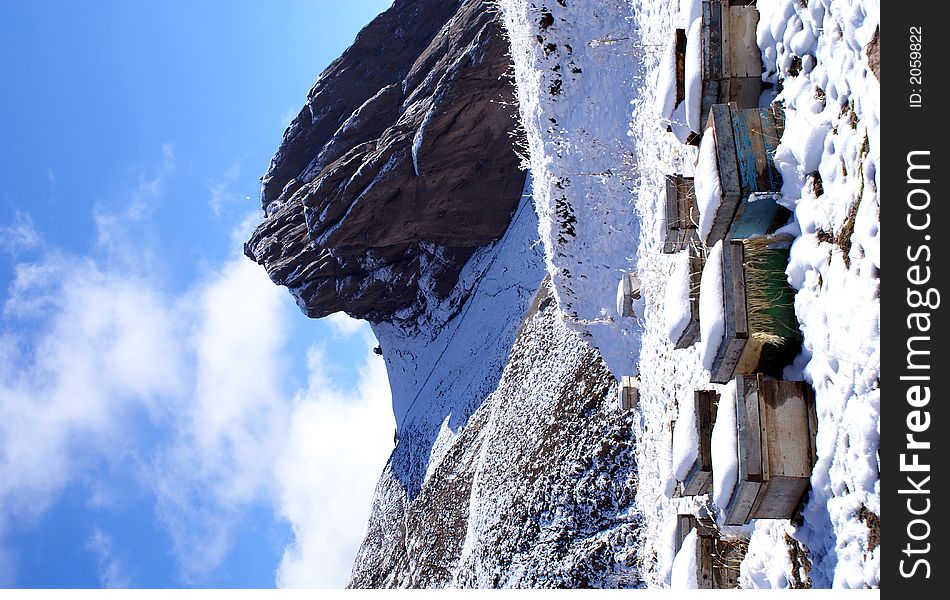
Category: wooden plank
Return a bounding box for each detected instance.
[697,534,716,589]
[754,476,810,519]
[679,177,698,228]
[676,320,701,349]
[719,1,731,84]
[675,245,704,348]
[683,469,712,496]
[730,241,748,336]
[701,80,723,135]
[665,175,678,230]
[729,105,763,196]
[724,480,760,525]
[729,76,763,109]
[757,374,771,483]
[675,514,697,554]
[713,537,744,589]
[727,5,761,78]
[704,105,742,245]
[724,380,760,525]
[701,1,724,82]
[683,387,717,494]
[764,377,811,479]
[742,375,764,482]
[698,390,718,471]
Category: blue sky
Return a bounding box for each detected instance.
[0,1,395,588]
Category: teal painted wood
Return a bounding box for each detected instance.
[729,107,762,194]
[701,79,722,132]
[727,195,783,240]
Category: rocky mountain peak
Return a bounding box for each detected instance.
[244,0,527,322]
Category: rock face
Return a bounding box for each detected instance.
[244,0,526,322]
[351,281,641,588]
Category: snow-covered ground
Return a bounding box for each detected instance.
[499,0,879,588]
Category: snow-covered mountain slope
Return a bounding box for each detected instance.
[499,0,879,589]
[351,276,640,588]
[498,0,647,376]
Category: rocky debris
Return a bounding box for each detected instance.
[244,0,527,321]
[349,281,642,588]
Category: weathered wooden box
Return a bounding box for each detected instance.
[663,174,699,254]
[618,375,639,410]
[673,244,704,349]
[723,374,818,526]
[709,239,801,384]
[676,389,719,496]
[698,0,764,126]
[702,103,785,246]
[674,514,744,588]
[616,271,642,318]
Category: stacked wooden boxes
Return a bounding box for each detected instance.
[702,102,785,246]
[663,174,699,253]
[723,374,818,525]
[674,514,743,589]
[709,239,800,384]
[698,0,764,126]
[676,390,719,496]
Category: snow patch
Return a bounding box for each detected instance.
[664,251,692,344]
[697,241,724,371]
[694,132,722,242]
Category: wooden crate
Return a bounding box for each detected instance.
[698,0,764,128]
[713,535,746,588]
[673,244,704,349]
[617,271,642,318]
[709,239,800,384]
[677,390,719,496]
[723,374,818,526]
[618,375,639,410]
[674,514,740,589]
[663,174,699,254]
[702,103,784,246]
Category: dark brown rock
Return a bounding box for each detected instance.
[866,27,880,82]
[245,0,526,322]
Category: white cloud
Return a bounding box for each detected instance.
[325,311,368,338]
[0,212,40,255]
[275,341,394,588]
[0,198,395,587]
[0,254,187,523]
[87,529,130,588]
[206,163,242,217]
[151,257,294,583]
[93,142,176,268]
